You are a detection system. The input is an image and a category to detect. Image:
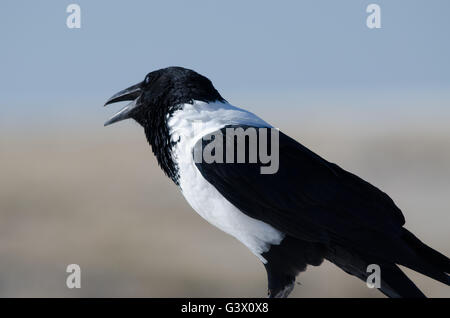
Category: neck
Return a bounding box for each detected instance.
[141,105,183,185]
[139,94,226,185]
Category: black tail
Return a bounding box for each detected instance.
[327,232,450,298]
[376,264,425,298]
[397,228,450,286]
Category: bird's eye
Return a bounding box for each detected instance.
[144,75,152,86]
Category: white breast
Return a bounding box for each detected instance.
[167,100,284,263]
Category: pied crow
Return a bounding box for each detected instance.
[104,66,450,298]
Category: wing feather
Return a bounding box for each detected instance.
[194,125,406,259]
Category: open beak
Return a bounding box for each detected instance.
[104,82,142,126]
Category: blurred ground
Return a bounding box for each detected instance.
[0,105,449,297]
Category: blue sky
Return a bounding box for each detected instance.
[1,0,449,128]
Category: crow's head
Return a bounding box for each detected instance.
[104,66,225,183]
[104,66,224,127]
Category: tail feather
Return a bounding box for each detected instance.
[326,228,450,298]
[402,228,450,274]
[398,228,450,286]
[377,264,425,298]
[326,245,426,298]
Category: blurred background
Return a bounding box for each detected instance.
[0,0,449,297]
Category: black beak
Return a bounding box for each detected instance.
[104,83,142,126]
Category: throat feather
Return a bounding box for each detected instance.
[143,106,182,185]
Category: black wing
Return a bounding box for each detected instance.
[194,125,406,260]
[194,125,450,297]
